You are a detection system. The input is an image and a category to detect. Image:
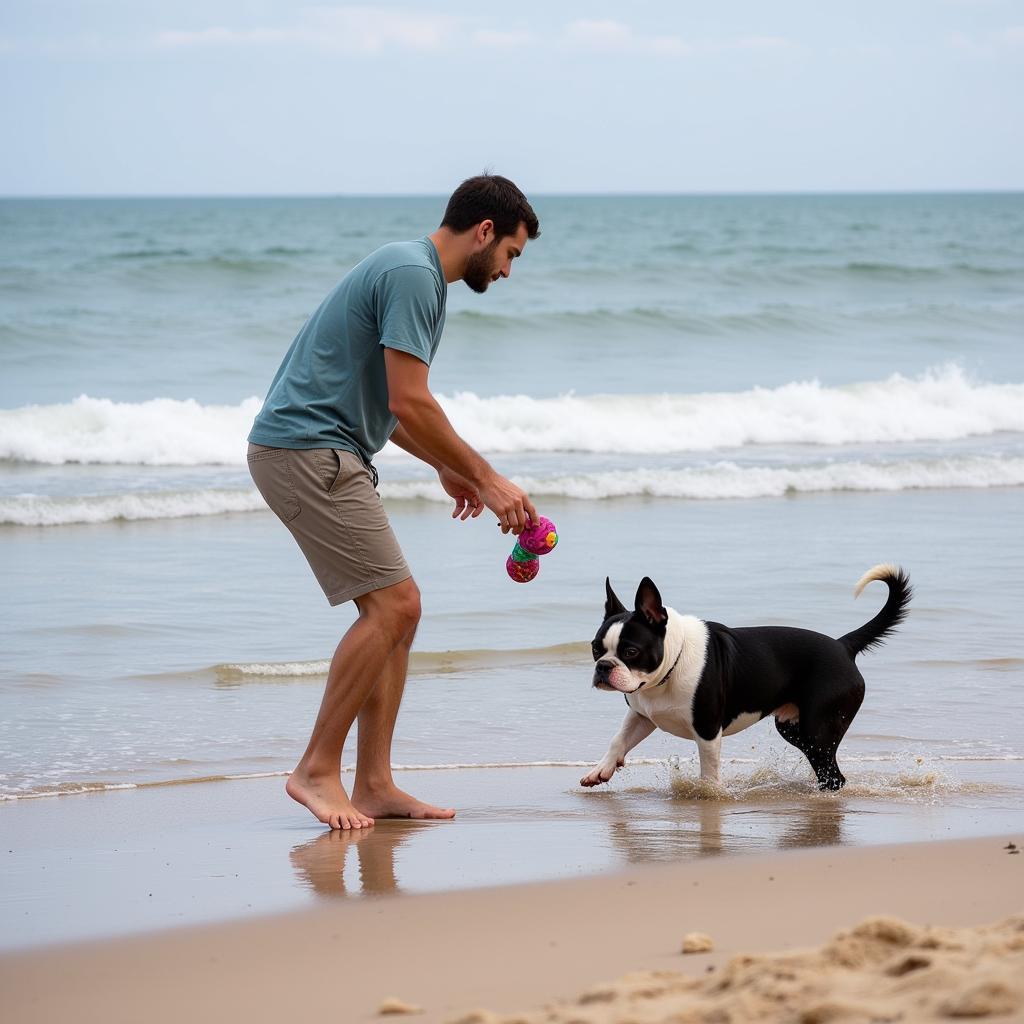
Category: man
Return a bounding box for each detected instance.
[247,174,540,830]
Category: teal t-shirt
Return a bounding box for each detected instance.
[248,237,447,463]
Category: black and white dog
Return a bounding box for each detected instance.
[582,565,912,791]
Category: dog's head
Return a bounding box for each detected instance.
[591,577,669,693]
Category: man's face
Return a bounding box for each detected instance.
[463,222,529,294]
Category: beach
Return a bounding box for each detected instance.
[2,193,1023,1015]
[3,827,1021,1023]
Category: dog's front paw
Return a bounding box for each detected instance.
[580,761,619,787]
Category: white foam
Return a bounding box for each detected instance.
[382,455,1024,503]
[438,365,1024,454]
[219,660,331,678]
[3,455,1022,525]
[0,489,266,526]
[0,394,264,466]
[1,366,1022,466]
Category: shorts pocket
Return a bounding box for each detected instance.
[316,449,353,495]
[247,447,301,523]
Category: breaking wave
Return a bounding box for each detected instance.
[1,366,1022,466]
[3,455,1022,525]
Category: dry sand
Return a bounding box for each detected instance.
[456,914,1024,1023]
[2,834,1021,1024]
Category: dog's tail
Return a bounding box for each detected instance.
[838,564,912,658]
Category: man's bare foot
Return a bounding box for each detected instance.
[351,782,455,821]
[286,769,374,830]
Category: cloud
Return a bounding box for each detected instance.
[564,19,692,55]
[562,20,795,57]
[155,6,456,54]
[3,11,795,61]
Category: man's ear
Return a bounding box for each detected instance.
[635,577,668,627]
[605,577,626,618]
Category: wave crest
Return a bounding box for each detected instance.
[439,366,1024,454]
[3,455,1022,525]
[1,367,1022,467]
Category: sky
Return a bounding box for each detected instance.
[1,1,1022,195]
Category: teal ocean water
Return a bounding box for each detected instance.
[1,194,1023,810]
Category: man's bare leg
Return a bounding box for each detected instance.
[351,621,456,821]
[285,578,421,830]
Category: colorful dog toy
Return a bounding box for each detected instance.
[506,516,559,583]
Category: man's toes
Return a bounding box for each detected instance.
[425,805,455,819]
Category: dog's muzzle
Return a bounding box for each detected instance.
[593,659,637,693]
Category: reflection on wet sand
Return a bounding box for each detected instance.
[283,756,1005,897]
[289,822,420,897]
[587,789,848,864]
[289,788,852,899]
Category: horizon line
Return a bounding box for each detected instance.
[2,187,1023,201]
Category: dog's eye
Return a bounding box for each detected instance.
[591,641,603,660]
[622,646,640,660]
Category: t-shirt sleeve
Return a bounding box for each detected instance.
[374,265,441,365]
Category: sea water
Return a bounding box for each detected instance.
[1,194,1023,805]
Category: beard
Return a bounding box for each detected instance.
[462,238,500,293]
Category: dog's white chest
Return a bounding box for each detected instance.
[629,688,696,741]
[626,614,708,741]
[646,702,697,740]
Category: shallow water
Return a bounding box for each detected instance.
[1,487,1022,800]
[1,195,1022,946]
[2,759,1020,951]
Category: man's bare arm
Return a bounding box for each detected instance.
[384,348,537,533]
[389,422,443,471]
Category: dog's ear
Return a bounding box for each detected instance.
[605,577,626,618]
[635,577,668,627]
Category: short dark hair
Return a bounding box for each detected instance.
[440,174,540,241]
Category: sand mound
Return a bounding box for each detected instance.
[451,914,1024,1023]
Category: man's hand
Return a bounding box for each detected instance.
[439,468,483,521]
[478,473,538,536]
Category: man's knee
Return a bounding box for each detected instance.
[358,578,421,637]
[391,580,422,633]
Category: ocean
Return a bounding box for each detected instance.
[1,192,1022,821]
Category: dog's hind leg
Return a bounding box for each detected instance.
[777,668,864,791]
[775,716,847,792]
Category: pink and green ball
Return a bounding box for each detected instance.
[505,517,558,583]
[518,516,559,556]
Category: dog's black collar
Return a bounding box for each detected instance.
[633,643,684,694]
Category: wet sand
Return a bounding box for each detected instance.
[2,833,1021,1024]
[2,759,1021,950]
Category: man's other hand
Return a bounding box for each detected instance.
[439,468,483,521]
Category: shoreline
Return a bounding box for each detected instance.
[3,762,1021,952]
[3,833,1021,1023]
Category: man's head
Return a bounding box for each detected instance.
[439,174,540,293]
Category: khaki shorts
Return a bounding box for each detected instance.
[247,443,411,605]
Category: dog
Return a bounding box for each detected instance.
[581,564,911,792]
